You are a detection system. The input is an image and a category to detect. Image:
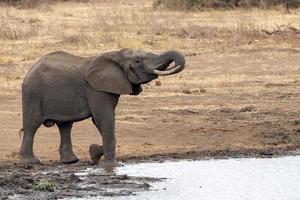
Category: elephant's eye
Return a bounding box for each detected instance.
[135,59,141,64]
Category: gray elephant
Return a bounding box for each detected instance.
[20,48,185,166]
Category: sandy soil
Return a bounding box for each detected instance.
[0,49,299,165]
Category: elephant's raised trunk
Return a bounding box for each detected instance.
[153,51,185,76]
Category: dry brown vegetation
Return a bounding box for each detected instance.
[154,0,300,10]
[0,0,300,163]
[0,0,300,65]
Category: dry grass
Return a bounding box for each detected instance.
[0,0,300,64]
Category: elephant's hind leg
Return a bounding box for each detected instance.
[57,122,79,164]
[20,125,41,164]
[20,103,42,165]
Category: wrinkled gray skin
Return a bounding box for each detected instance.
[20,48,185,167]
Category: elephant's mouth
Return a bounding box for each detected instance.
[156,60,174,71]
[129,65,157,84]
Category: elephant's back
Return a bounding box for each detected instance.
[43,51,89,68]
[35,51,89,73]
[22,51,90,96]
[24,51,90,85]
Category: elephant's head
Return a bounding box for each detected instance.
[85,49,185,95]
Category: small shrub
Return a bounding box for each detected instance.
[285,0,300,8]
[61,34,88,45]
[0,22,38,40]
[32,179,56,192]
[0,0,89,8]
[0,0,44,8]
[153,0,300,10]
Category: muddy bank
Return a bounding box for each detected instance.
[1,146,300,200]
[1,150,300,200]
[0,161,162,200]
[118,145,300,163]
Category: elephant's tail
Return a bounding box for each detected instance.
[19,128,24,138]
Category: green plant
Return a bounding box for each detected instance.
[32,179,56,192]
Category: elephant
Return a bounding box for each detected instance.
[20,48,185,166]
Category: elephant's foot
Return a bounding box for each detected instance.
[60,153,79,164]
[99,159,121,173]
[89,144,104,165]
[20,155,40,165]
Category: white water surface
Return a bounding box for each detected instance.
[77,156,300,200]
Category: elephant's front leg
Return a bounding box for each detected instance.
[57,122,79,164]
[87,91,120,167]
[92,113,117,165]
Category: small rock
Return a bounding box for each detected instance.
[182,89,192,94]
[183,88,197,94]
[185,52,197,57]
[292,119,300,125]
[142,142,153,146]
[183,88,206,94]
[200,88,206,93]
[219,108,235,113]
[23,165,33,170]
[240,105,255,112]
[119,175,129,180]
[69,174,80,182]
[155,81,162,86]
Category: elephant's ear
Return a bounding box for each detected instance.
[85,56,133,94]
